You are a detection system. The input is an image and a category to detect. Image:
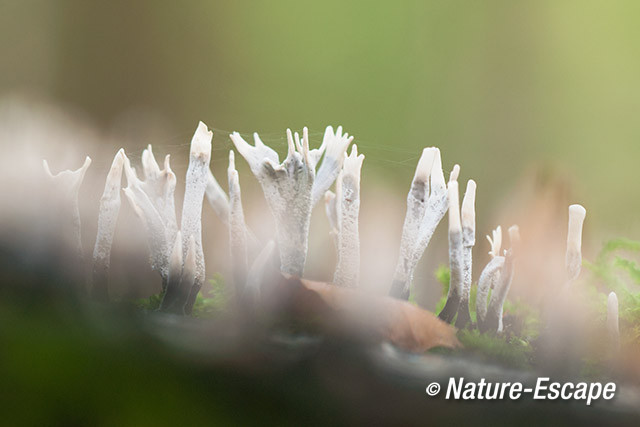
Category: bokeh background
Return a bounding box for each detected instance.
[2,0,640,297]
[3,2,640,424]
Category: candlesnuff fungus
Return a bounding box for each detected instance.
[438,168,463,323]
[311,126,354,207]
[43,156,92,260]
[231,127,317,277]
[92,149,125,300]
[389,148,450,300]
[607,291,620,351]
[476,226,504,329]
[160,232,185,313]
[333,145,364,287]
[123,155,171,281]
[181,121,213,314]
[485,225,520,333]
[140,145,178,247]
[566,204,586,282]
[227,150,249,295]
[455,180,476,328]
[476,225,520,333]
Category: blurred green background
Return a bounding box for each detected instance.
[2,0,640,232]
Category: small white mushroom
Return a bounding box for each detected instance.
[181,121,213,314]
[455,179,476,328]
[91,149,125,300]
[607,291,620,351]
[333,145,364,287]
[566,204,586,282]
[123,155,170,281]
[485,225,520,333]
[439,173,464,323]
[487,226,502,258]
[389,148,452,300]
[230,127,315,277]
[228,150,249,294]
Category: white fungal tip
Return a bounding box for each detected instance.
[567,204,586,252]
[191,121,213,159]
[449,164,460,183]
[487,226,502,258]
[302,126,311,165]
[342,144,364,182]
[448,180,461,232]
[430,148,446,190]
[461,179,476,230]
[286,128,295,157]
[413,147,436,182]
[106,149,125,183]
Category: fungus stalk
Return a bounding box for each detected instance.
[160,232,185,313]
[333,145,364,287]
[324,190,339,251]
[231,127,316,277]
[389,148,450,300]
[455,180,476,328]
[123,155,170,281]
[566,204,586,282]
[91,149,125,300]
[607,291,620,352]
[439,169,463,323]
[181,122,213,314]
[476,226,504,327]
[161,234,198,315]
[228,150,249,295]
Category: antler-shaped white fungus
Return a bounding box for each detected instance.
[311,126,354,206]
[230,127,315,277]
[91,149,125,300]
[228,150,249,294]
[389,148,451,300]
[439,168,464,322]
[181,121,213,314]
[123,154,171,281]
[333,145,364,287]
[455,180,476,327]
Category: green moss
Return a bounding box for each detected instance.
[456,329,533,370]
[192,273,229,318]
[584,237,640,343]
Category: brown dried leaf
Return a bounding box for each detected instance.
[272,275,461,352]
